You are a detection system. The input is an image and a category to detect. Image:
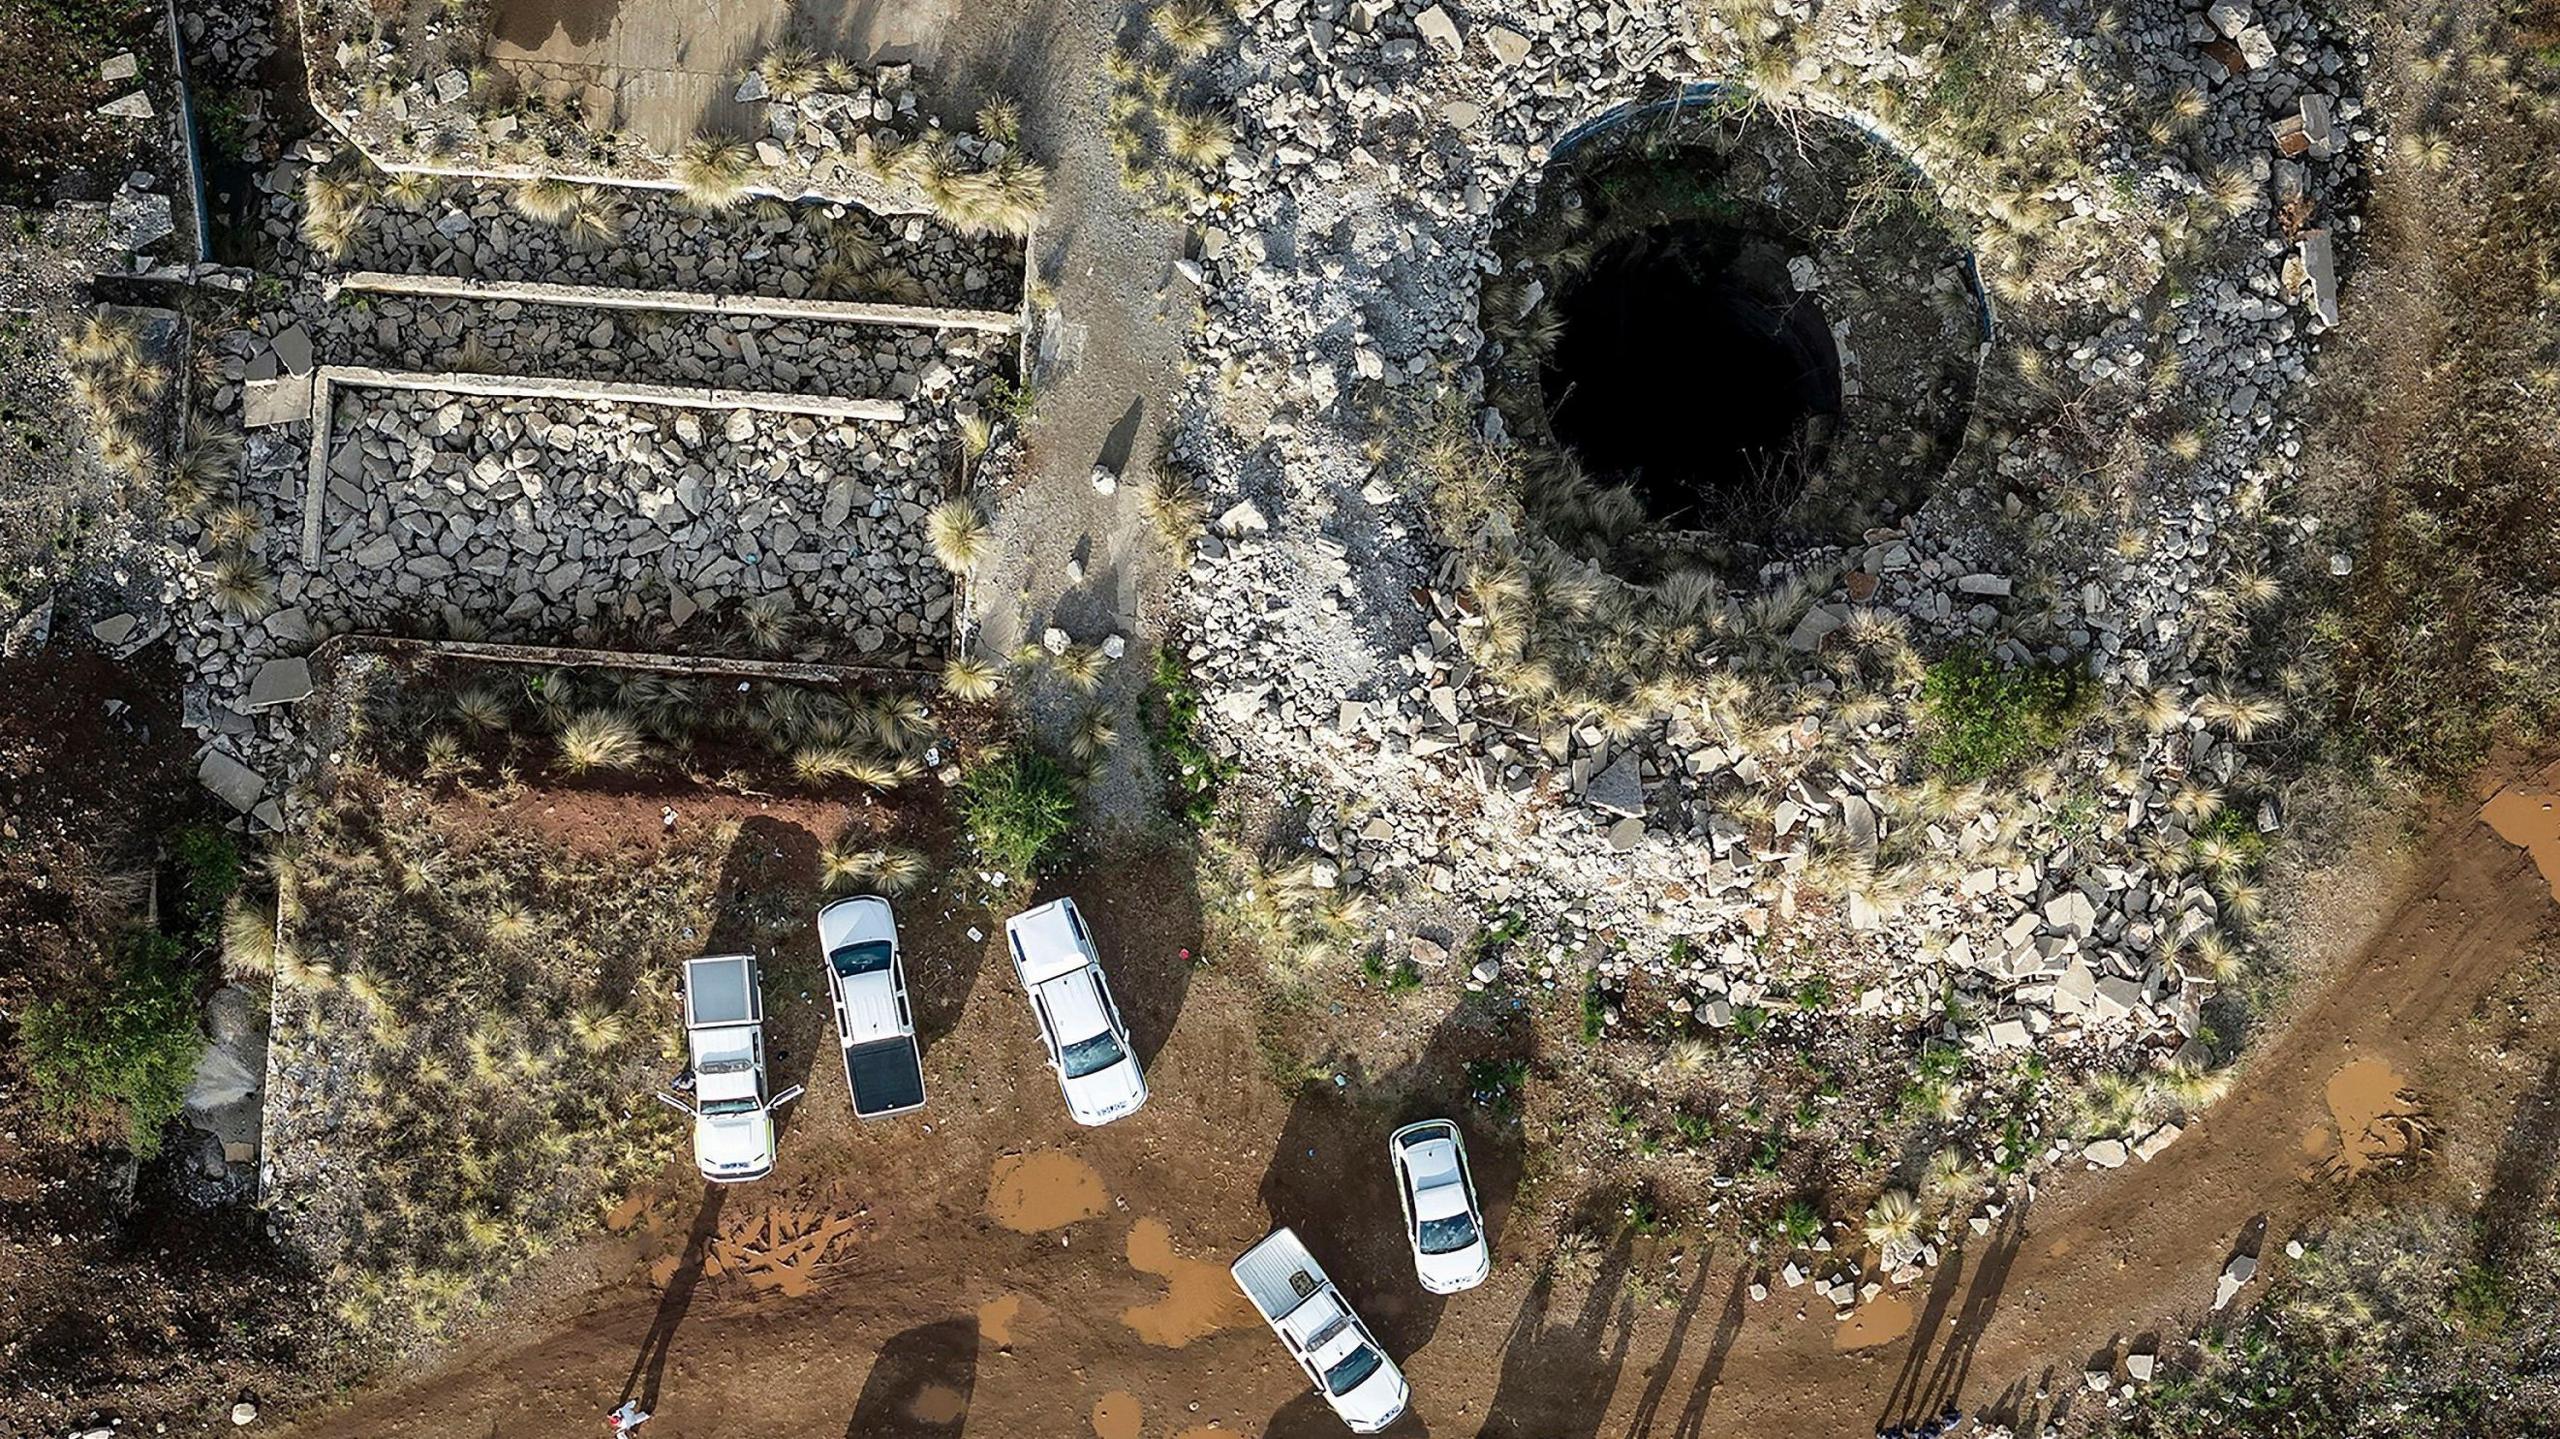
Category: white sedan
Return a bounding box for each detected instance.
[1389,1119,1490,1293]
[1003,897,1148,1126]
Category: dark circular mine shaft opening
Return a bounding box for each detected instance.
[1542,226,1841,530]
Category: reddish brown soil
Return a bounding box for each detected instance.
[0,0,164,204]
[0,645,324,1438]
[264,763,2560,1439]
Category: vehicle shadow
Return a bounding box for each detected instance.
[906,816,989,1061]
[1254,999,1532,1359]
[1472,1232,1641,1439]
[841,1317,981,1439]
[1265,1391,1435,1439]
[707,816,822,1140]
[618,1183,728,1416]
[1025,845,1203,1070]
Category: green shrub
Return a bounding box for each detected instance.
[1142,649,1232,828]
[1769,1196,1822,1246]
[1917,647,2088,780]
[1465,1057,1528,1118]
[19,932,202,1156]
[1580,974,1609,1041]
[960,748,1080,881]
[169,823,243,945]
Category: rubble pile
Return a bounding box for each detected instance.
[1156,0,2364,1106]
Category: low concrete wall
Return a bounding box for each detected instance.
[312,632,928,683]
[299,364,908,564]
[326,271,1020,334]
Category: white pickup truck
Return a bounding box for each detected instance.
[658,953,803,1182]
[1003,898,1147,1126]
[816,896,926,1120]
[1231,1227,1411,1433]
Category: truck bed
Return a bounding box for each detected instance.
[1232,1227,1327,1324]
[844,1035,925,1118]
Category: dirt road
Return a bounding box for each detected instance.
[275,769,2560,1439]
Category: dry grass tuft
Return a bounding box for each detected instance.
[556,709,646,773]
[927,497,993,574]
[673,136,760,212]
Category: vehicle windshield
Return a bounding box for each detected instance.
[1324,1344,1385,1397]
[1059,1029,1127,1080]
[701,1097,762,1116]
[1417,1212,1479,1256]
[830,940,895,978]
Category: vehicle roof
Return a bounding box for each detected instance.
[1036,967,1112,1042]
[1006,898,1096,985]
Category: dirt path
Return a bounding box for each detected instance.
[272,772,2560,1439]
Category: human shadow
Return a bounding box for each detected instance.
[1668,1264,1753,1439]
[1875,1204,2031,1430]
[620,1183,728,1415]
[2480,1049,2560,1267]
[1097,396,1145,476]
[1255,999,1532,1359]
[1023,845,1203,1070]
[1473,1232,1640,1439]
[1620,1256,1713,1438]
[841,1318,981,1439]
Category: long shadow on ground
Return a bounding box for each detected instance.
[1472,1232,1641,1439]
[1022,846,1204,1070]
[1877,1205,2030,1430]
[620,1185,727,1415]
[1256,999,1532,1360]
[842,1317,981,1439]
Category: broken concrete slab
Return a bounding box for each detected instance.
[272,323,315,376]
[244,657,313,709]
[1585,752,1645,817]
[243,373,316,428]
[97,91,155,119]
[101,51,140,82]
[108,187,174,252]
[2298,229,2339,327]
[1787,604,1848,651]
[1415,3,1462,53]
[1216,498,1269,536]
[198,749,266,812]
[1484,24,1530,63]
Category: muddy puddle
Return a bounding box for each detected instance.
[988,1150,1112,1232]
[1092,1391,1142,1439]
[1832,1292,1915,1352]
[978,1293,1024,1347]
[2303,1056,2427,1178]
[1121,1217,1254,1347]
[910,1384,967,1424]
[2484,787,2560,905]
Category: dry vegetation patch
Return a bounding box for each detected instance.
[264,770,712,1343]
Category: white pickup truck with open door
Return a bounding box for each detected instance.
[1231,1226,1411,1433]
[658,953,803,1182]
